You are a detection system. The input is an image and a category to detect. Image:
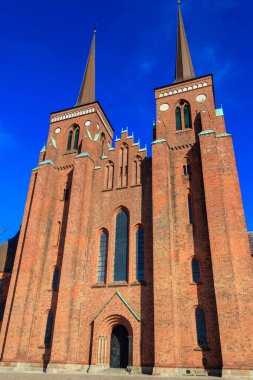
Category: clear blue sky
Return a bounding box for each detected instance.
[0,0,252,243]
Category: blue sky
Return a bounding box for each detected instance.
[0,0,252,242]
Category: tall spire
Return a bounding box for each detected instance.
[76,28,96,106]
[174,1,195,83]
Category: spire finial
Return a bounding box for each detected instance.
[174,0,195,83]
[76,29,96,106]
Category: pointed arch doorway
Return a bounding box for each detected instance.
[110,325,129,368]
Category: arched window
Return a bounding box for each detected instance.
[188,193,193,224]
[176,101,192,131]
[114,210,128,281]
[52,267,60,290]
[176,107,182,130]
[44,311,54,347]
[136,226,144,281]
[67,131,73,150]
[192,258,200,283]
[73,128,79,150]
[184,105,192,129]
[195,308,208,347]
[97,230,108,283]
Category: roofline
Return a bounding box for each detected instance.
[154,73,213,92]
[50,100,114,132]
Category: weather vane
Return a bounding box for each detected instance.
[178,0,180,4]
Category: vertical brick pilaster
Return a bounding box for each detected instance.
[50,153,94,363]
[1,162,56,361]
[152,140,176,369]
[199,129,253,369]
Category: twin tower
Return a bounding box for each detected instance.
[0,3,252,377]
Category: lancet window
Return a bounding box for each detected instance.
[97,230,108,283]
[114,209,128,281]
[175,101,192,130]
[195,308,208,347]
[66,125,80,151]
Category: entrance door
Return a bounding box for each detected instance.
[110,325,129,368]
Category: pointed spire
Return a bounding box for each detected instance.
[76,28,96,106]
[174,1,195,83]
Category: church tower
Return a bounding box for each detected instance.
[152,1,253,376]
[0,2,252,377]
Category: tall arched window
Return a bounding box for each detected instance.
[175,101,192,131]
[192,258,200,283]
[195,308,208,347]
[44,311,54,347]
[184,105,192,129]
[67,131,73,150]
[52,267,60,290]
[114,209,128,281]
[188,193,193,224]
[136,226,144,281]
[97,230,108,283]
[73,128,79,150]
[176,107,182,130]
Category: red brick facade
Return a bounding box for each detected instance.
[0,12,253,378]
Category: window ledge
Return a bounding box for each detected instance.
[194,346,210,352]
[189,281,202,286]
[174,129,193,134]
[102,188,113,192]
[131,184,142,188]
[108,281,128,287]
[63,149,78,156]
[116,186,128,190]
[91,283,106,288]
[130,280,146,286]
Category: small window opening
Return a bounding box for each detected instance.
[44,312,54,347]
[52,267,60,290]
[188,193,193,224]
[67,131,73,151]
[176,107,182,130]
[195,308,208,347]
[73,128,79,150]
[192,258,200,283]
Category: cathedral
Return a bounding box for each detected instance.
[0,2,253,377]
